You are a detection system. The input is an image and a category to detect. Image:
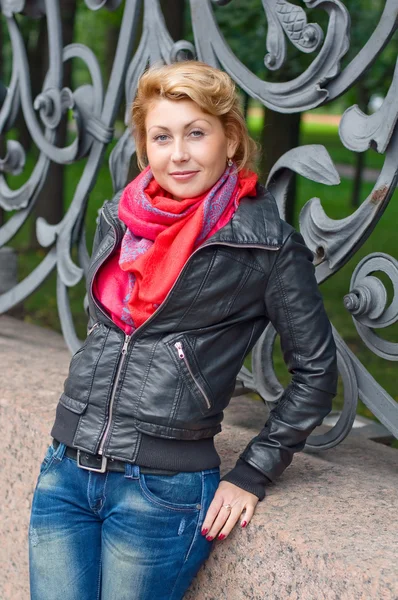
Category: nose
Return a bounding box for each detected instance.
[171,138,189,163]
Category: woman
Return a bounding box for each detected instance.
[29,61,338,600]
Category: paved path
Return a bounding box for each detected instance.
[336,162,380,183]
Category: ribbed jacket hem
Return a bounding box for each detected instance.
[135,434,221,471]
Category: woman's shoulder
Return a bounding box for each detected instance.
[239,183,296,248]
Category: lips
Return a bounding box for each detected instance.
[169,170,199,181]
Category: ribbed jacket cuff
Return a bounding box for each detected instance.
[220,458,271,501]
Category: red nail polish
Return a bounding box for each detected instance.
[218,533,226,540]
[241,521,247,528]
[201,528,208,536]
[206,535,213,541]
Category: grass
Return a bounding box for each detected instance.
[3,119,397,442]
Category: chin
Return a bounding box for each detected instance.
[170,185,202,199]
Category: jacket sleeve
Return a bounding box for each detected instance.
[91,206,107,258]
[91,190,123,260]
[221,229,338,500]
[85,204,109,329]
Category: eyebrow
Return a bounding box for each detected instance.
[147,119,212,133]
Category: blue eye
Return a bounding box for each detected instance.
[190,130,204,138]
[154,134,169,142]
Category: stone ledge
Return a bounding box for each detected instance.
[1,315,397,599]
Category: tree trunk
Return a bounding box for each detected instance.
[351,151,365,209]
[351,83,368,208]
[243,92,250,121]
[0,21,2,83]
[260,109,301,225]
[160,0,185,41]
[9,18,44,153]
[105,23,121,83]
[0,24,4,227]
[30,0,77,248]
[0,89,4,224]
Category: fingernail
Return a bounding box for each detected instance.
[201,528,208,536]
[206,535,213,541]
[218,533,226,540]
[241,521,247,528]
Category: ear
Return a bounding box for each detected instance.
[226,132,239,160]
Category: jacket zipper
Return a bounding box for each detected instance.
[92,205,281,454]
[90,206,132,455]
[98,333,131,455]
[89,205,123,326]
[174,341,211,409]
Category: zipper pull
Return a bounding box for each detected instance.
[87,322,99,336]
[122,335,131,355]
[175,341,185,359]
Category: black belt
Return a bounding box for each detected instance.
[52,439,178,475]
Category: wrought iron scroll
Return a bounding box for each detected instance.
[1,0,398,449]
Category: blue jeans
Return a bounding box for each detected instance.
[29,441,220,600]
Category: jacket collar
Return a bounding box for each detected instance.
[108,183,282,249]
[201,184,283,249]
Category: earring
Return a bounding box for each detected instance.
[227,158,233,167]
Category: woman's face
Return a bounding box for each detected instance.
[145,98,238,200]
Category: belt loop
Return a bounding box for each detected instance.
[54,441,66,461]
[124,463,139,479]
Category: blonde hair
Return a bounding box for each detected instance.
[131,61,258,172]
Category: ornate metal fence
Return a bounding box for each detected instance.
[1,0,397,450]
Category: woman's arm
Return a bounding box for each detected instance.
[233,229,337,484]
[201,228,338,540]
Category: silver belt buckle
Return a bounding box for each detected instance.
[77,449,108,473]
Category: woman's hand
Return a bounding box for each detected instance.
[201,481,259,541]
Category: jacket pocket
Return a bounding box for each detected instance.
[63,323,108,405]
[59,393,88,415]
[166,335,214,416]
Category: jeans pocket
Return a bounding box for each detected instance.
[39,443,56,476]
[139,471,203,512]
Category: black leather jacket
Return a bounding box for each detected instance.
[51,185,337,492]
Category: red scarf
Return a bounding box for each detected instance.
[94,166,258,333]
